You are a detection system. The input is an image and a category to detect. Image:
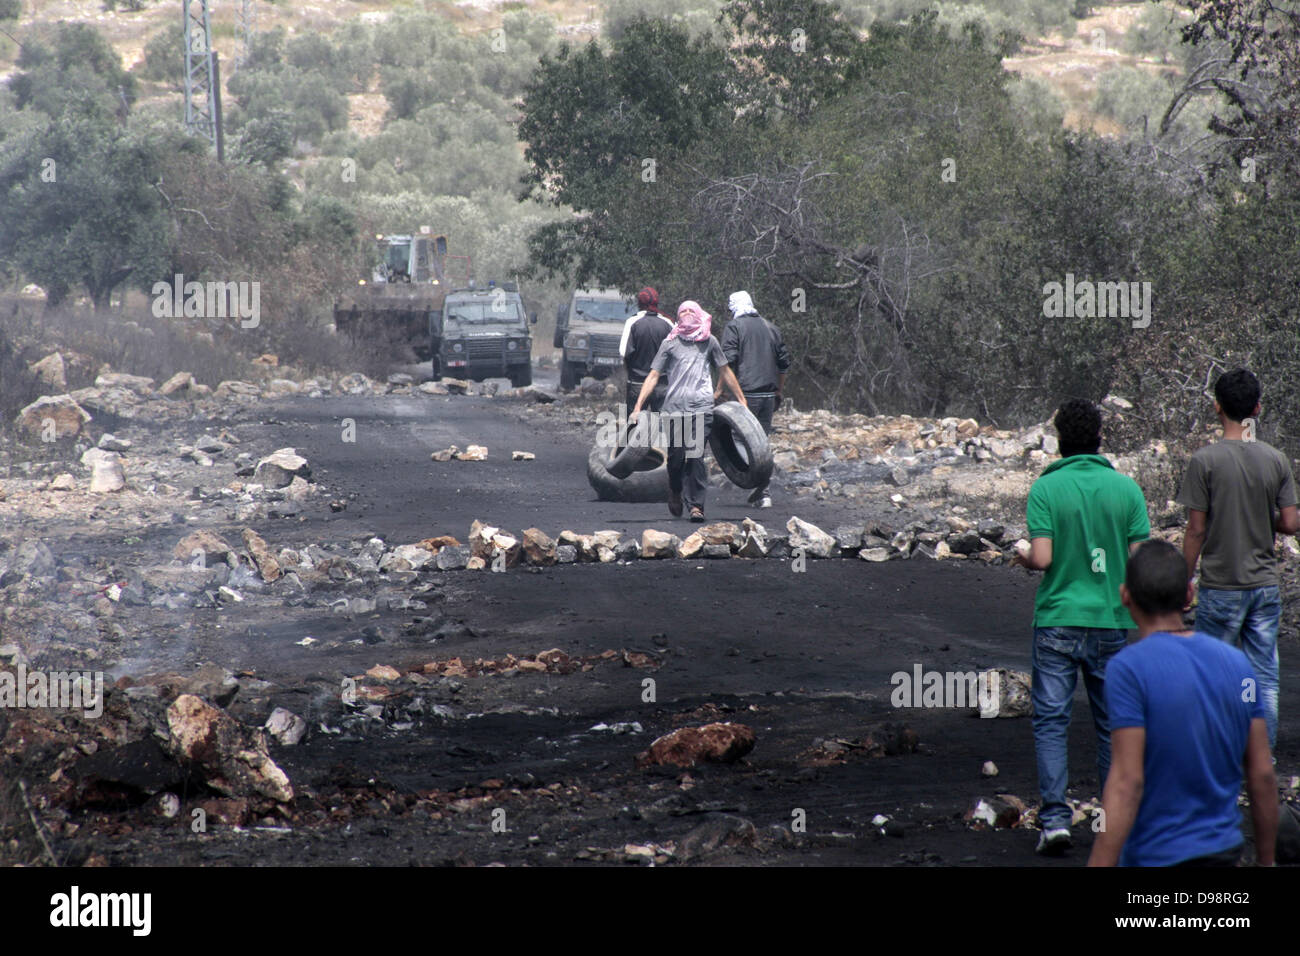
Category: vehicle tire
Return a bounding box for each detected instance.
[605,416,654,479]
[708,401,774,490]
[559,360,580,391]
[510,365,533,388]
[430,353,442,380]
[587,443,670,502]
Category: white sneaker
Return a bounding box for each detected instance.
[1036,827,1072,855]
[758,496,772,509]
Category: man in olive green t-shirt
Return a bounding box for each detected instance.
[1178,368,1299,750]
[1012,398,1150,855]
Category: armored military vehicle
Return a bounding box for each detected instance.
[433,282,536,386]
[553,288,638,391]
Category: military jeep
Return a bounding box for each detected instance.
[432,283,536,386]
[554,288,638,391]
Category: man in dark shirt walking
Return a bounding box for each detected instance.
[716,291,791,509]
[1178,368,1299,750]
[618,287,674,415]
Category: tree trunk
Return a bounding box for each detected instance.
[43,280,70,311]
[88,267,132,313]
[89,282,113,313]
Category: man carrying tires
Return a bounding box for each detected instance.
[716,291,791,509]
[630,301,746,522]
[618,287,674,414]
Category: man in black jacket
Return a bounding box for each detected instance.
[619,287,674,413]
[717,290,791,509]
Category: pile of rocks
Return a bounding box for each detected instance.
[73,510,1023,620]
[344,514,1034,572]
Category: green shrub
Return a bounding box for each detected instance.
[138,26,183,87]
[1092,65,1174,130]
[1122,2,1188,62]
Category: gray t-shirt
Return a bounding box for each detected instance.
[1177,439,1298,588]
[650,335,728,413]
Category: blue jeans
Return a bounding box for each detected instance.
[1195,585,1280,749]
[1031,626,1129,831]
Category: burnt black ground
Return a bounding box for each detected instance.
[46,385,1300,866]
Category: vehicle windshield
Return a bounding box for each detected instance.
[382,242,410,276]
[573,298,636,321]
[445,300,524,324]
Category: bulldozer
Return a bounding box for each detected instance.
[332,230,469,363]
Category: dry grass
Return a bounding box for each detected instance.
[0,776,58,867]
[0,295,254,440]
[1004,0,1183,135]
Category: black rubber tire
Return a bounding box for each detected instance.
[559,360,581,391]
[708,401,774,490]
[510,364,533,388]
[587,443,670,502]
[605,417,654,479]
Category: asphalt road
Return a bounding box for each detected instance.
[51,377,1297,866]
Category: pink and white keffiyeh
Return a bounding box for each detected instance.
[669,300,712,342]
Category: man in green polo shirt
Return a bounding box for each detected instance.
[1011,398,1150,856]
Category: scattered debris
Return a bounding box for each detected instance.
[521,528,558,566]
[15,394,91,439]
[29,352,67,389]
[159,371,194,395]
[966,794,1029,829]
[974,668,1033,718]
[799,723,920,765]
[265,708,308,746]
[174,530,235,566]
[638,529,678,559]
[677,531,704,559]
[786,517,838,558]
[590,722,643,734]
[241,528,282,582]
[677,815,758,861]
[635,722,756,769]
[254,448,311,488]
[166,694,293,802]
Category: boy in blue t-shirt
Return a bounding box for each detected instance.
[1088,540,1277,866]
